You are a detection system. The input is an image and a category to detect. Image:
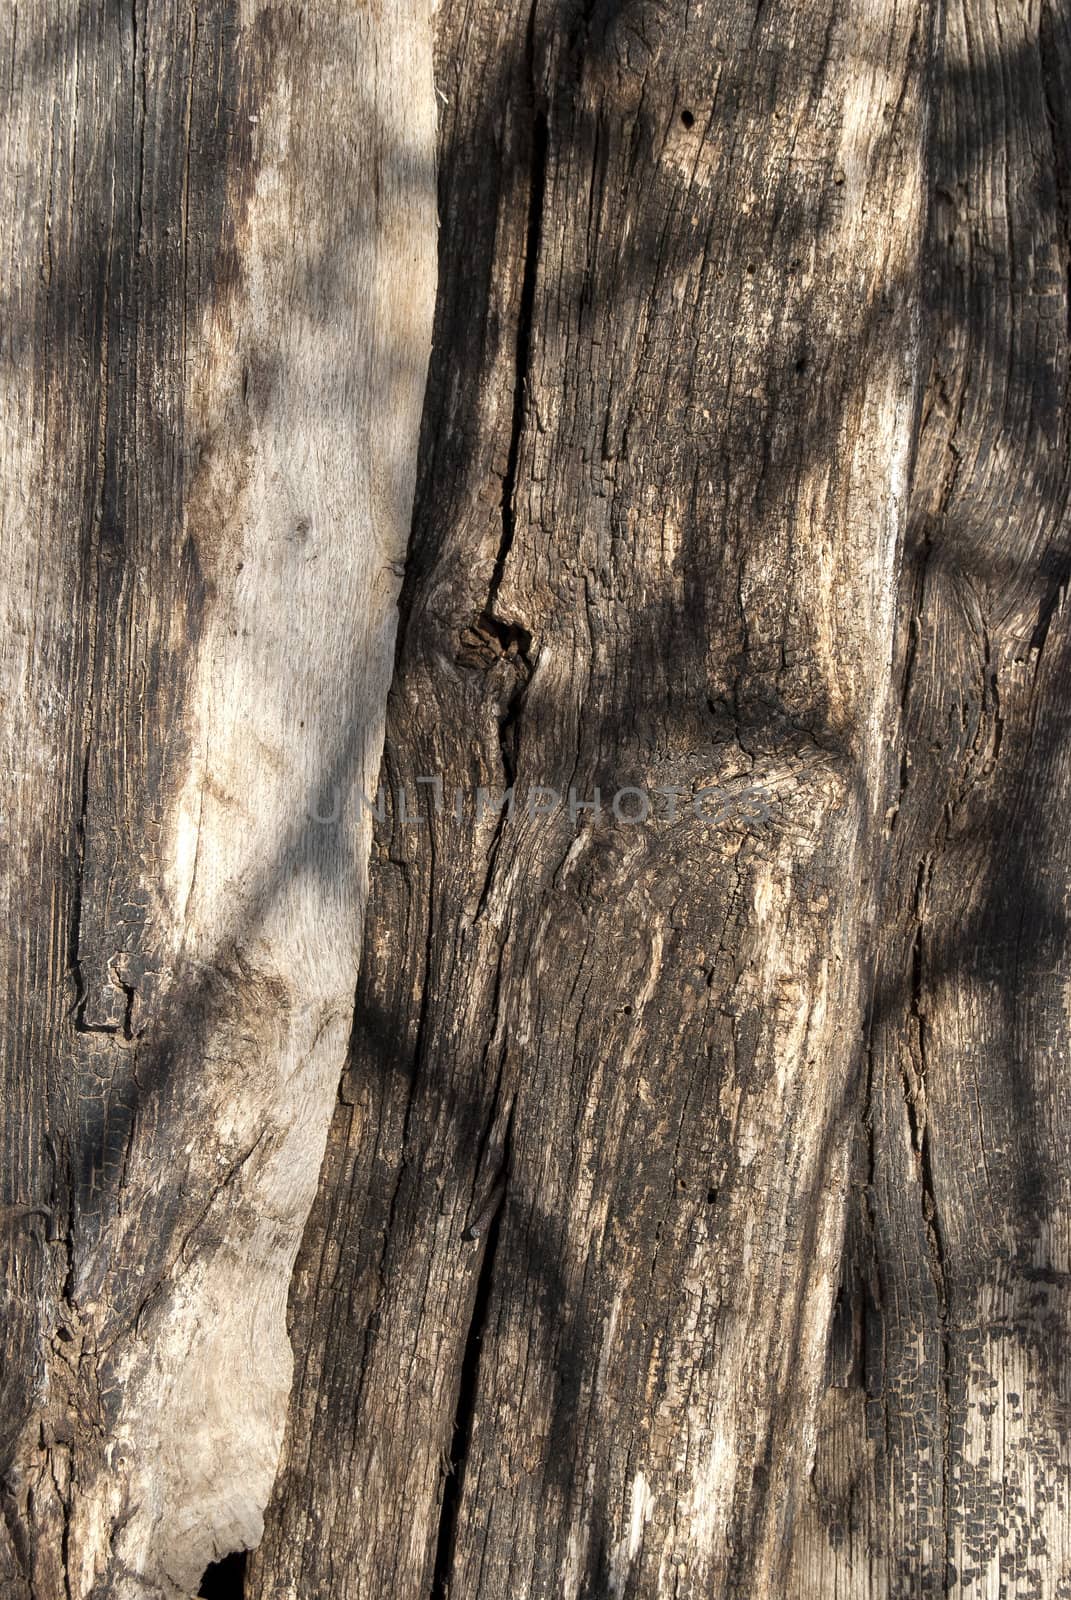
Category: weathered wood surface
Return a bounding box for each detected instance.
[5,0,1069,1595]
[0,2,437,1595]
[791,0,1071,1594]
[249,1,938,1596]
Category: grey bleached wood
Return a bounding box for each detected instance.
[0,2,437,1595]
[249,0,936,1595]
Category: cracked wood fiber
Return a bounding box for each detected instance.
[791,0,1071,1595]
[249,1,938,1596]
[0,2,437,1595]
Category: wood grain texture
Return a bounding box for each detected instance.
[249,1,936,1595]
[791,0,1071,1594]
[0,2,437,1594]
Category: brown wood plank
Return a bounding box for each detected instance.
[251,1,936,1595]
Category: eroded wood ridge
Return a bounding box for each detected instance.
[0,2,437,1594]
[251,1,935,1596]
[792,0,1071,1594]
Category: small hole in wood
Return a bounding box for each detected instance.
[198,1551,247,1599]
[706,1187,718,1204]
[680,108,695,128]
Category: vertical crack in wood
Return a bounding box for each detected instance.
[465,34,547,922]
[906,862,953,1592]
[431,1185,508,1600]
[489,7,547,623]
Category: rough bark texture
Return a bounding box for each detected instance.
[249,1,938,1597]
[0,2,437,1595]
